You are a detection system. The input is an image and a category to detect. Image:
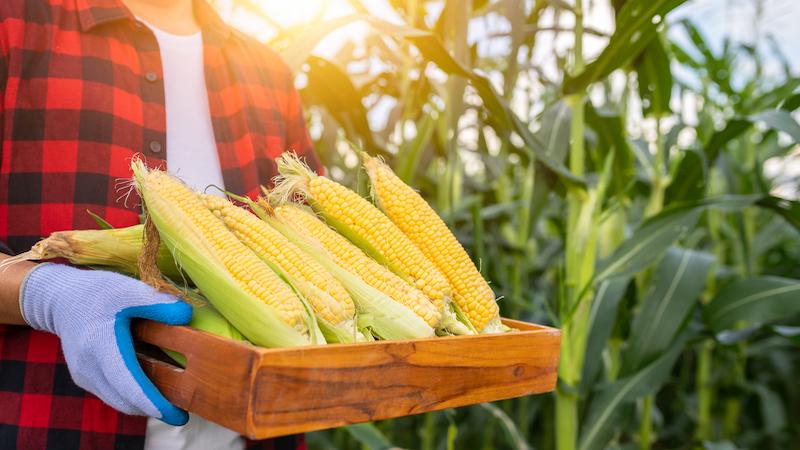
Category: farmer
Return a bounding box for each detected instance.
[0,0,320,448]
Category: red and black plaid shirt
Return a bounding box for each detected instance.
[0,0,320,448]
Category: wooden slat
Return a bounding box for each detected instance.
[134,318,560,439]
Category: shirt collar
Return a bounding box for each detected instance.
[75,0,230,41]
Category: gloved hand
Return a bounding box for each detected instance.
[20,263,193,426]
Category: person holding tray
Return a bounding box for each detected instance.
[0,0,320,448]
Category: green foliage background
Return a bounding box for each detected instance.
[215,1,800,448]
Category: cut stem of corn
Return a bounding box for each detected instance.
[131,159,319,348]
[363,155,501,333]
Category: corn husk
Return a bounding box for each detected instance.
[2,226,185,281]
[131,159,317,348]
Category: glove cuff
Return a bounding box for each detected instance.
[19,262,54,329]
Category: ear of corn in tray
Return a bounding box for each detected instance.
[7,154,511,347]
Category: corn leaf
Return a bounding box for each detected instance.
[595,195,762,283]
[634,36,673,118]
[619,247,714,376]
[703,276,800,333]
[577,330,690,450]
[579,277,630,393]
[344,423,395,450]
[564,0,688,95]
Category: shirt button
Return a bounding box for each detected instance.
[145,71,158,82]
[149,141,162,153]
[134,21,143,29]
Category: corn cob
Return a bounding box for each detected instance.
[249,201,435,340]
[131,159,319,348]
[274,153,453,313]
[1,225,184,281]
[198,194,362,341]
[270,202,441,328]
[363,155,501,333]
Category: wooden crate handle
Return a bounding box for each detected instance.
[132,319,259,435]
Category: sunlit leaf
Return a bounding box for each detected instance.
[564,0,688,94]
[301,56,377,152]
[280,15,363,71]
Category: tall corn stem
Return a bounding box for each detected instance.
[557,1,585,449]
[694,340,714,442]
[639,118,665,449]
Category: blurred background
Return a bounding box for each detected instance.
[210,0,800,448]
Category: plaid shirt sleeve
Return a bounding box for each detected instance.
[0,11,7,183]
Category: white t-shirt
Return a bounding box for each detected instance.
[144,19,226,194]
[137,18,244,450]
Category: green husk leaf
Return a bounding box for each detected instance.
[87,210,115,230]
[164,302,249,367]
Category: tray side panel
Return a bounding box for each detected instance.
[133,320,258,435]
[249,326,561,439]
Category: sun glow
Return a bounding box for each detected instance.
[256,0,353,29]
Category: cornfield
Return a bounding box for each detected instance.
[214,0,800,449]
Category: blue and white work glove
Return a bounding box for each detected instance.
[20,263,192,426]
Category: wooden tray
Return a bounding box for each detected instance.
[133,318,560,439]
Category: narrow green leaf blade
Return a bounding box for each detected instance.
[584,103,634,196]
[704,276,800,333]
[756,196,800,233]
[620,247,714,375]
[594,208,700,282]
[578,331,689,450]
[481,403,533,450]
[748,109,800,145]
[664,149,706,204]
[580,277,630,393]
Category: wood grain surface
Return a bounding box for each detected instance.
[133,318,561,439]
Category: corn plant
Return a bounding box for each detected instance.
[213,0,800,448]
